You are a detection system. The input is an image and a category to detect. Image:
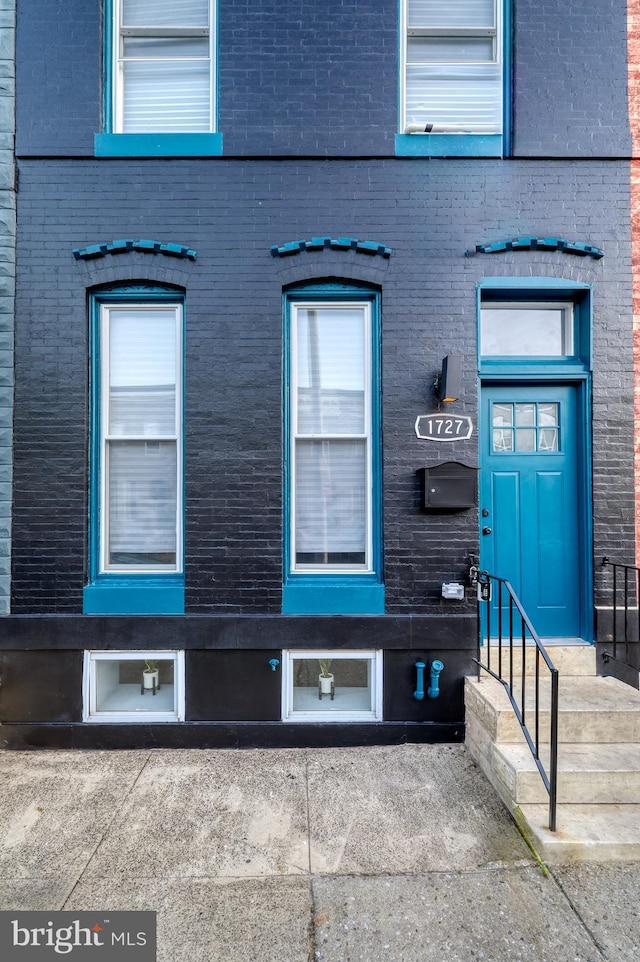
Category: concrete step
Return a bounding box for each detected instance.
[484,643,595,677]
[493,742,640,804]
[466,674,640,744]
[515,803,640,863]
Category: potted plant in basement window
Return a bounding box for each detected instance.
[318,659,334,700]
[142,659,160,695]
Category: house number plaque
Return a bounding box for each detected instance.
[415,414,473,442]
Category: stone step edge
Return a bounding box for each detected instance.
[492,743,640,805]
[514,803,640,864]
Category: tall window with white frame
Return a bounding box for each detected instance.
[402,0,503,135]
[98,300,182,575]
[285,292,383,615]
[112,0,215,133]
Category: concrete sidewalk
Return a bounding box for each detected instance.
[0,744,638,961]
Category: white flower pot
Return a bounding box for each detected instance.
[319,673,334,694]
[143,669,159,691]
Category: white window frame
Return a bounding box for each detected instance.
[480,302,575,357]
[400,0,503,134]
[112,0,216,134]
[282,650,383,722]
[289,300,374,575]
[99,302,183,575]
[83,650,185,723]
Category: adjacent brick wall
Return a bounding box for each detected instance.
[0,0,14,614]
[629,0,640,563]
[513,0,631,157]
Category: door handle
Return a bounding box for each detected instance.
[482,526,492,535]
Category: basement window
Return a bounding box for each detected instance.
[83,650,185,722]
[282,650,383,722]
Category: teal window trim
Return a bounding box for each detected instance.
[99,0,220,157]
[397,0,511,159]
[477,279,593,375]
[282,284,384,615]
[84,285,186,616]
[395,133,502,158]
[95,133,223,157]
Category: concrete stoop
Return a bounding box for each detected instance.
[465,645,640,862]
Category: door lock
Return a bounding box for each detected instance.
[482,526,492,536]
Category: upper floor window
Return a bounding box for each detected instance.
[113,0,215,133]
[402,0,503,135]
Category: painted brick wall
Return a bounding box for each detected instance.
[513,0,630,157]
[15,0,631,159]
[12,158,634,613]
[629,0,640,563]
[0,0,14,614]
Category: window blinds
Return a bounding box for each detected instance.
[293,307,369,567]
[405,0,501,132]
[119,0,211,133]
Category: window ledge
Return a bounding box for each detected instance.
[395,133,502,158]
[83,579,185,615]
[94,133,223,158]
[282,582,385,615]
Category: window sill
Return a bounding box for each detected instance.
[83,579,185,615]
[282,581,385,615]
[395,133,503,158]
[94,133,223,158]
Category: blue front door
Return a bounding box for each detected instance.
[480,384,583,638]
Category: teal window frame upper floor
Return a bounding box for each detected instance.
[95,0,223,157]
[83,285,186,615]
[282,284,384,615]
[396,0,512,158]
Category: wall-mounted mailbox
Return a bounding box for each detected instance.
[419,462,478,511]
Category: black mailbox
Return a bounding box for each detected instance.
[419,462,478,511]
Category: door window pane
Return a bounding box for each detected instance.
[515,428,535,451]
[492,401,561,453]
[515,403,535,426]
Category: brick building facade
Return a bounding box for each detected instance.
[0,0,635,747]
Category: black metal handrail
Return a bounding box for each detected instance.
[472,568,559,833]
[600,557,640,679]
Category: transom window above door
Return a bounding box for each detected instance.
[480,303,574,357]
